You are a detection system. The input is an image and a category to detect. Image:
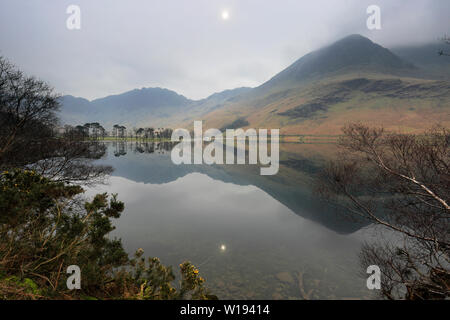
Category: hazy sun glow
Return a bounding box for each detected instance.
[221,10,230,20]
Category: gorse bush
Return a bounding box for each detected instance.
[0,169,127,295]
[0,56,214,300]
[120,252,215,300]
[0,169,215,300]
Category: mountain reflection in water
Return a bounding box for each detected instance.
[87,141,374,300]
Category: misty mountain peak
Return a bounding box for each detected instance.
[264,34,415,88]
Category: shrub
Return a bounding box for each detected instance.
[0,169,215,300]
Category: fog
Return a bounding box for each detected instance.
[0,0,448,100]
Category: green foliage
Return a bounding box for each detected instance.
[124,250,217,300]
[0,169,214,300]
[0,276,43,299]
[0,169,82,224]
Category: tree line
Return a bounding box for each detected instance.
[61,123,174,140]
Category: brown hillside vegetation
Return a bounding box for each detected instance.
[189,74,450,135]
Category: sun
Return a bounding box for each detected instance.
[221,10,230,20]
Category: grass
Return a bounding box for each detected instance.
[192,73,449,135]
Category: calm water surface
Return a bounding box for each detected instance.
[88,141,375,300]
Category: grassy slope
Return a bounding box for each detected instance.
[184,73,450,135]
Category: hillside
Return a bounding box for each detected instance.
[59,87,251,128]
[59,87,193,127]
[189,35,450,134]
[392,42,450,81]
[196,74,450,135]
[259,34,416,91]
[59,35,450,134]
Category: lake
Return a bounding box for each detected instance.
[87,141,376,300]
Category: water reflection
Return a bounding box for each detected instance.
[105,141,364,234]
[112,141,173,156]
[88,141,374,299]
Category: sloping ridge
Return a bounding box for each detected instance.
[260,34,416,89]
[199,34,449,134]
[90,87,192,110]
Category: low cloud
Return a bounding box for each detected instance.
[0,0,448,100]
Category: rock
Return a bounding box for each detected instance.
[276,272,295,284]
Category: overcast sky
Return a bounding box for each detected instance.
[0,0,449,100]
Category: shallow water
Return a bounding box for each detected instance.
[87,141,376,299]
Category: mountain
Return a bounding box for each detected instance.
[260,34,416,91]
[90,87,191,111]
[392,42,450,81]
[59,87,193,127]
[59,86,251,128]
[191,35,450,134]
[59,34,450,134]
[166,87,253,125]
[59,95,92,124]
[200,87,252,103]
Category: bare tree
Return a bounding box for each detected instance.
[318,123,449,299]
[0,56,59,159]
[0,56,111,185]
